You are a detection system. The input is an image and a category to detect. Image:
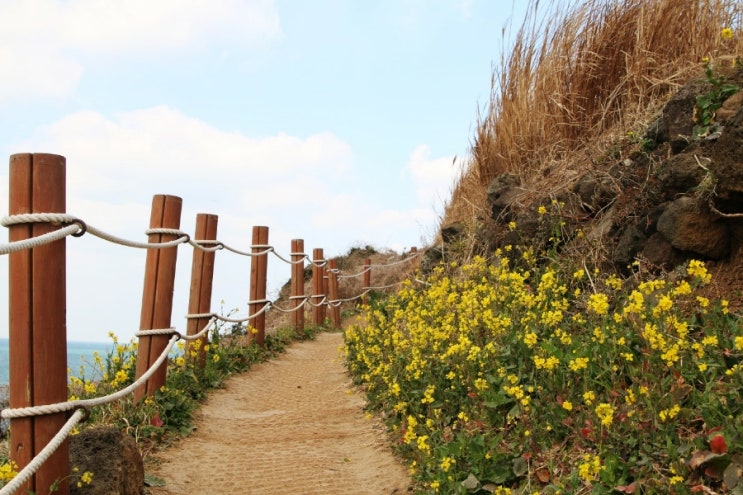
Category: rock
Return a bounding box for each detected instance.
[613,224,647,268]
[574,172,616,214]
[656,153,708,200]
[656,196,730,259]
[710,104,743,204]
[420,245,443,274]
[440,222,465,244]
[660,76,710,153]
[641,232,688,269]
[486,173,521,221]
[716,89,743,124]
[69,426,144,495]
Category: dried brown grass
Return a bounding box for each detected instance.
[444,0,743,226]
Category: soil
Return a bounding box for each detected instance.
[146,332,412,495]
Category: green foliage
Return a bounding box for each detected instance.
[693,61,740,137]
[345,254,740,494]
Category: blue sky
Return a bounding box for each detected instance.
[0,0,526,341]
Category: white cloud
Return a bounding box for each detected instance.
[403,144,461,209]
[0,107,438,340]
[18,106,353,205]
[0,0,281,102]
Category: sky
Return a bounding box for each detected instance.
[0,0,527,342]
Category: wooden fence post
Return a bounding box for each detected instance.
[361,257,372,305]
[186,214,218,369]
[135,195,182,400]
[248,226,269,346]
[327,259,341,328]
[311,248,325,326]
[8,153,70,494]
[290,239,305,334]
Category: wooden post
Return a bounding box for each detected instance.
[135,195,182,400]
[8,153,70,494]
[327,259,341,328]
[290,239,305,334]
[361,257,372,305]
[186,214,218,369]
[311,248,325,326]
[248,226,269,346]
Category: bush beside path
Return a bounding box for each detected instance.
[147,331,411,494]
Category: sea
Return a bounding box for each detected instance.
[0,338,113,386]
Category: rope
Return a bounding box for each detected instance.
[270,251,310,265]
[337,266,371,280]
[0,224,81,255]
[0,409,87,495]
[270,298,309,313]
[87,224,189,249]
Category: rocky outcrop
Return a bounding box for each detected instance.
[467,63,743,274]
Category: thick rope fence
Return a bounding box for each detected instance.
[0,152,420,495]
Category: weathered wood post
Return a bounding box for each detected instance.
[186,214,218,368]
[311,248,325,326]
[327,259,341,328]
[361,257,372,305]
[290,239,305,334]
[248,226,269,346]
[8,153,70,494]
[135,195,182,400]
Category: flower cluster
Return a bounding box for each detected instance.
[345,255,739,493]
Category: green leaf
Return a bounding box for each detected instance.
[512,456,528,477]
[144,474,167,487]
[461,473,480,491]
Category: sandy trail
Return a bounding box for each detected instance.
[147,332,411,494]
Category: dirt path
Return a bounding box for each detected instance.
[147,332,412,494]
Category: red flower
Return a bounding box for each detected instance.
[709,434,727,454]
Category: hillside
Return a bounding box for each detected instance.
[435,0,743,304]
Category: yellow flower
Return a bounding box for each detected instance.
[721,27,734,40]
[687,260,711,284]
[583,391,596,405]
[538,205,548,215]
[508,221,517,230]
[578,454,602,481]
[440,456,456,472]
[562,401,573,411]
[587,293,609,315]
[595,403,615,427]
[659,405,680,422]
[568,357,589,372]
[605,274,622,291]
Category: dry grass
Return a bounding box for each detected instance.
[444,0,743,227]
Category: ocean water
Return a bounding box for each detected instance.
[0,338,114,386]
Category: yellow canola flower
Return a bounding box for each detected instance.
[687,260,712,284]
[721,27,734,40]
[578,454,602,482]
[595,403,615,427]
[587,293,609,315]
[568,357,589,372]
[659,405,681,422]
